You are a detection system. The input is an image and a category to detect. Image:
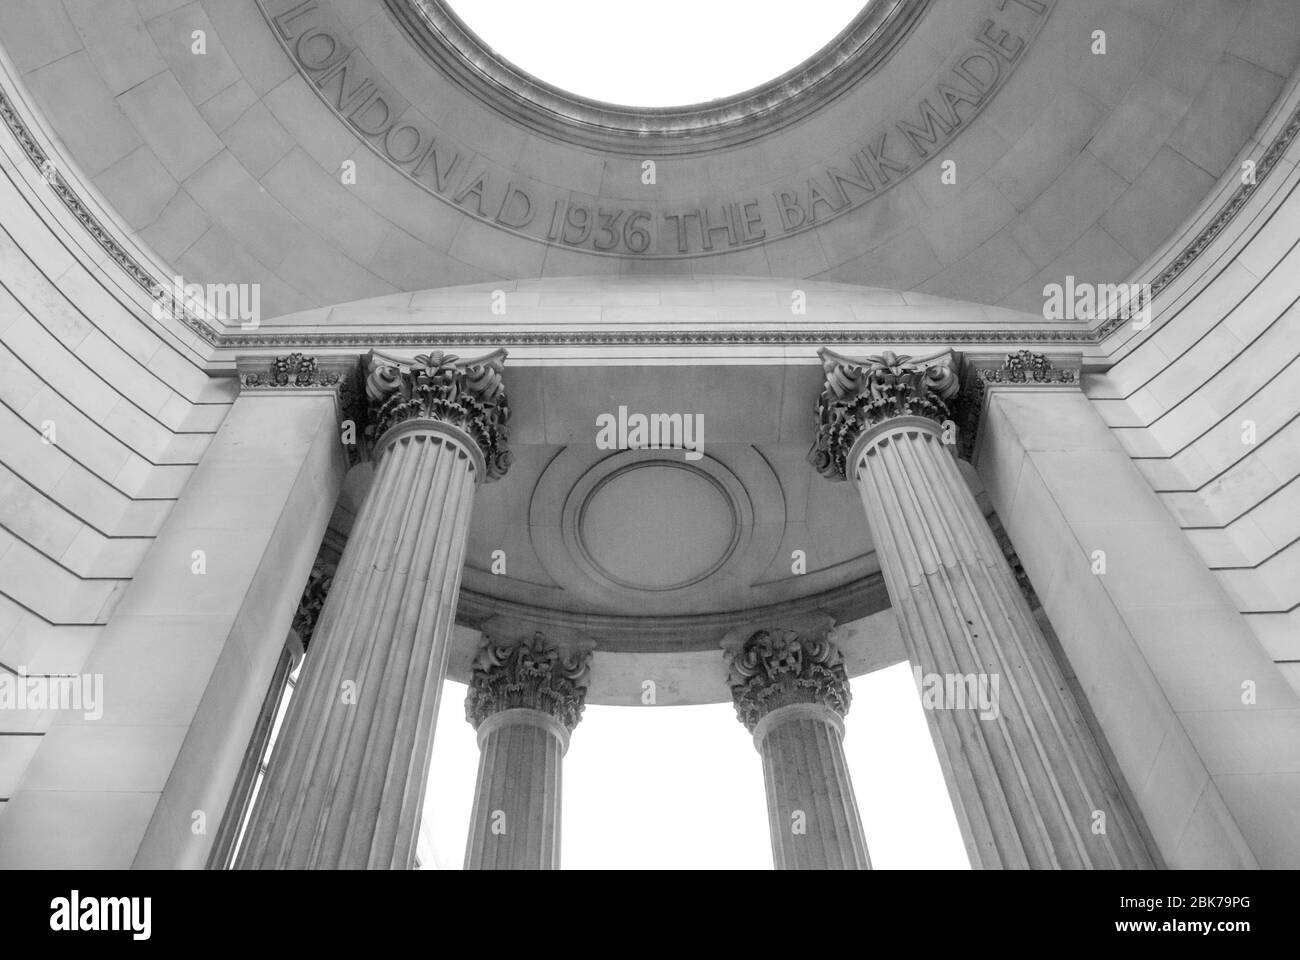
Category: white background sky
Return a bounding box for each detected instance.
[421,662,970,869]
[419,1,967,869]
[447,0,870,106]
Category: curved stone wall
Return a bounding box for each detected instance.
[1091,68,1300,695]
[0,62,233,826]
[0,0,1298,868]
[969,69,1300,866]
[0,0,1293,317]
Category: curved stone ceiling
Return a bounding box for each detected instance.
[2,0,1294,319]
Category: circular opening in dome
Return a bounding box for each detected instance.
[391,0,928,152]
[444,0,874,107]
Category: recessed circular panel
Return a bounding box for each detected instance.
[577,462,738,591]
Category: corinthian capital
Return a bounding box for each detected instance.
[364,348,512,481]
[726,629,852,732]
[465,633,593,733]
[807,348,960,481]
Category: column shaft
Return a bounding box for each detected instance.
[851,418,1152,868]
[462,633,589,870]
[757,705,870,870]
[728,627,869,869]
[235,422,477,869]
[464,709,565,870]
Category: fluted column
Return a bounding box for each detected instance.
[463,634,591,870]
[234,349,511,869]
[727,628,870,870]
[809,348,1153,869]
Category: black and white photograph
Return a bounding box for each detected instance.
[0,0,1294,942]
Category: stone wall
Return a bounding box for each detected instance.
[0,0,1293,317]
[0,55,234,829]
[1,0,1298,868]
[1090,68,1300,696]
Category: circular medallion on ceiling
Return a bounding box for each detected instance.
[533,446,768,609]
[576,462,738,591]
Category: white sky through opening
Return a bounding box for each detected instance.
[446,0,871,106]
[420,662,970,869]
[415,2,966,867]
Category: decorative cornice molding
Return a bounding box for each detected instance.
[0,88,211,333]
[3,57,1298,347]
[1135,97,1300,331]
[465,633,592,733]
[726,628,852,733]
[808,347,960,481]
[364,349,512,481]
[207,328,1111,348]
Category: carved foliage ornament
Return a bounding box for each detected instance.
[953,350,1076,461]
[808,348,960,481]
[241,352,342,388]
[239,353,366,465]
[978,349,1077,385]
[465,633,592,732]
[365,349,512,481]
[291,561,336,652]
[726,629,851,732]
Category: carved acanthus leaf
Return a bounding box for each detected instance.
[465,633,592,732]
[808,348,960,481]
[726,629,851,732]
[365,349,511,481]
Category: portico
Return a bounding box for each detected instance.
[1,0,1298,874]
[193,313,1232,870]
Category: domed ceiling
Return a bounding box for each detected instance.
[2,0,1294,319]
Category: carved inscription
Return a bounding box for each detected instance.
[260,0,1052,256]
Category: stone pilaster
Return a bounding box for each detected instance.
[727,628,870,870]
[809,348,1154,869]
[238,352,366,465]
[234,349,510,869]
[463,634,591,870]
